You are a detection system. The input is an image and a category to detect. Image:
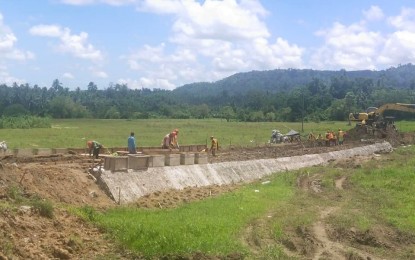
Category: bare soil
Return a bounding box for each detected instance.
[0,131,412,259]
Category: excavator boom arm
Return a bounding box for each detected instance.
[375,103,415,116]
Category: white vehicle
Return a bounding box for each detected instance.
[0,141,7,154]
[270,130,285,144]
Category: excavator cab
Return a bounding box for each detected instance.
[349,112,368,122]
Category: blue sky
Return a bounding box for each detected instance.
[1,0,415,90]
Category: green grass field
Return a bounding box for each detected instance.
[0,118,362,149]
[2,119,415,258]
[72,145,415,259]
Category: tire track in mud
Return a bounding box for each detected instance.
[311,176,382,260]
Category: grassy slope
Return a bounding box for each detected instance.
[77,145,415,259]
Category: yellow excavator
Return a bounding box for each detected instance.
[349,103,415,136]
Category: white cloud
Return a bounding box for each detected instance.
[0,68,26,85]
[310,6,415,71]
[0,13,33,61]
[388,7,415,32]
[29,24,104,62]
[117,77,175,90]
[311,21,383,70]
[60,0,135,6]
[377,8,415,66]
[90,68,108,78]
[123,0,302,88]
[378,31,415,66]
[63,72,74,79]
[0,13,33,85]
[363,6,384,21]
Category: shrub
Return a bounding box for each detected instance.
[31,199,54,218]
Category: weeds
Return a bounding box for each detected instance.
[30,199,54,218]
[7,186,24,203]
[0,239,14,257]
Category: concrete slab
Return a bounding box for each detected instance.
[128,155,150,170]
[180,153,194,165]
[195,153,208,164]
[107,156,129,172]
[148,155,165,167]
[104,157,111,170]
[165,154,180,166]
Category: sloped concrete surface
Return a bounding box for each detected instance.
[100,142,393,204]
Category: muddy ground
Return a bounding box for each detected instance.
[0,131,413,259]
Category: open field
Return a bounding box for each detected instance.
[0,118,360,149]
[0,120,415,259]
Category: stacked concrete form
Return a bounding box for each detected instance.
[98,142,393,204]
[103,152,205,171]
[3,144,207,158]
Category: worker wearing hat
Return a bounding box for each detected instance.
[338,128,345,145]
[169,129,179,149]
[210,136,219,156]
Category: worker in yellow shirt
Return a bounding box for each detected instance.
[210,136,219,156]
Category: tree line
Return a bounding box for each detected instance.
[1,64,415,123]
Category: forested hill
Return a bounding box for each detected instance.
[1,64,415,123]
[173,64,415,100]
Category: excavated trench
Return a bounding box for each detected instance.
[96,141,393,204]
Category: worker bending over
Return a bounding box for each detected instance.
[169,129,179,149]
[161,133,170,149]
[87,140,103,159]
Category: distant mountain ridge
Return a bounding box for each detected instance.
[173,64,415,98]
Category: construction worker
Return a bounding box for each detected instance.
[161,133,170,149]
[308,132,316,147]
[169,129,179,149]
[338,129,345,145]
[128,132,137,154]
[210,136,219,156]
[87,140,103,159]
[328,131,335,146]
[317,133,324,146]
[325,130,330,146]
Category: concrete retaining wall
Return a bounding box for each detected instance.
[99,141,393,204]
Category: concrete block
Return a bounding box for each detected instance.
[14,148,34,157]
[34,148,52,156]
[148,155,165,167]
[180,153,194,165]
[104,157,111,170]
[165,154,180,166]
[128,155,150,170]
[180,146,190,152]
[52,148,68,154]
[109,156,128,172]
[195,153,208,164]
